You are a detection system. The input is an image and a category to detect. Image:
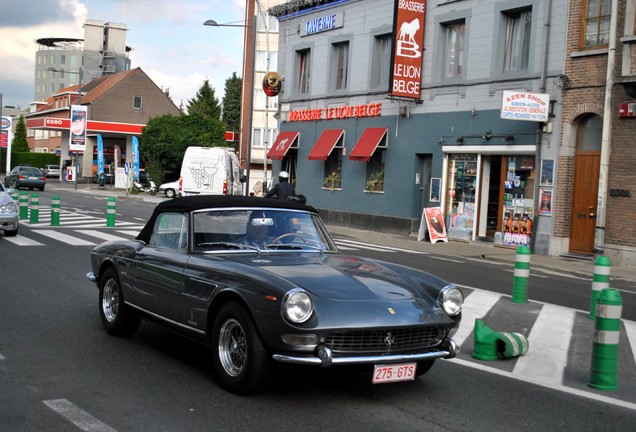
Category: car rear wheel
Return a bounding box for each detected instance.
[212,302,269,395]
[165,189,176,198]
[4,228,18,237]
[416,360,435,376]
[99,267,141,336]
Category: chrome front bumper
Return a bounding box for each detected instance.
[272,339,458,367]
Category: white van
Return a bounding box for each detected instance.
[179,147,244,196]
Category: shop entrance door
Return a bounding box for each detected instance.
[417,154,433,213]
[570,152,599,254]
[569,115,602,255]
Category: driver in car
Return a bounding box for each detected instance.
[240,213,274,249]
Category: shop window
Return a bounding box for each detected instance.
[442,20,465,80]
[503,8,532,73]
[371,34,392,89]
[501,156,535,247]
[296,49,311,95]
[581,0,611,48]
[446,155,477,240]
[323,153,342,190]
[365,150,385,192]
[331,41,349,91]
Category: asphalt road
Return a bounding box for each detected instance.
[1,185,635,431]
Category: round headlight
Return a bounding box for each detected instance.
[282,289,313,323]
[439,285,463,316]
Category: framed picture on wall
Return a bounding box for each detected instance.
[539,188,553,216]
[430,178,441,202]
[540,159,554,186]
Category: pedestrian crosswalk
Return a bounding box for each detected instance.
[456,285,636,407]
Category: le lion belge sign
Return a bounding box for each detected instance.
[390,0,426,100]
[289,103,381,122]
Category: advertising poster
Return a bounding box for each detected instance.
[419,207,448,244]
[502,206,533,247]
[132,136,140,181]
[540,159,554,186]
[539,188,552,216]
[390,0,426,100]
[97,134,104,176]
[69,105,87,152]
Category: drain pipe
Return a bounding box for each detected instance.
[531,0,552,253]
[595,0,619,255]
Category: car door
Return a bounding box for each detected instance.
[129,212,189,321]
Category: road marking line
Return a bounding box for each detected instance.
[430,256,464,263]
[32,230,96,246]
[75,230,129,242]
[451,358,636,411]
[335,245,358,251]
[513,304,575,386]
[2,235,44,246]
[43,399,117,432]
[0,353,5,360]
[453,289,502,347]
[334,241,395,253]
[334,238,428,254]
[625,320,636,368]
[115,230,141,237]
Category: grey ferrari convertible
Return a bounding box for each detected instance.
[87,195,463,394]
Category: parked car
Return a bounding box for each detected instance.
[42,164,61,178]
[0,182,19,236]
[87,196,463,395]
[4,166,46,191]
[158,180,180,198]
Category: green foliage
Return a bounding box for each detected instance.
[139,113,226,185]
[222,72,242,134]
[186,79,221,120]
[323,170,342,190]
[365,170,384,191]
[11,115,29,152]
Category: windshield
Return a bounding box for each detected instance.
[192,208,337,253]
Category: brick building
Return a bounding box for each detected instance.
[556,0,636,266]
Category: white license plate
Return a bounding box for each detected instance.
[372,363,417,384]
[29,176,38,180]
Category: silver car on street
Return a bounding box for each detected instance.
[0,182,18,236]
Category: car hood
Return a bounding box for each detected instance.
[225,253,445,304]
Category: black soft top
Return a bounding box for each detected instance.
[136,195,317,244]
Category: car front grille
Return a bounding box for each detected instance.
[324,327,446,356]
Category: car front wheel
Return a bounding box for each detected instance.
[99,267,141,336]
[212,302,270,395]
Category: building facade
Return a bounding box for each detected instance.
[556,0,636,266]
[269,0,567,256]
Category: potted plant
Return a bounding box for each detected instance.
[323,170,342,190]
[365,170,384,192]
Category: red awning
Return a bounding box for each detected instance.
[308,129,345,160]
[348,128,388,161]
[267,131,299,160]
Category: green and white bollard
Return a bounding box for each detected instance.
[588,288,622,391]
[19,191,28,220]
[498,332,529,357]
[589,256,611,319]
[106,197,116,227]
[29,193,39,223]
[51,195,61,226]
[11,190,18,203]
[512,245,531,303]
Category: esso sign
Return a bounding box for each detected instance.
[46,118,65,126]
[1,117,10,129]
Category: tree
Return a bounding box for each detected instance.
[11,115,29,152]
[139,113,226,185]
[186,79,221,120]
[222,72,242,134]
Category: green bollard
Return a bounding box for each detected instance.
[472,319,500,361]
[589,288,622,391]
[51,195,61,226]
[589,256,611,319]
[19,191,29,220]
[512,246,531,303]
[29,193,40,223]
[106,197,116,227]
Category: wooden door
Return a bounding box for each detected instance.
[569,152,600,254]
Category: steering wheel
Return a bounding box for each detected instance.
[270,233,307,244]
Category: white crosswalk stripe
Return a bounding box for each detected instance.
[32,230,97,246]
[75,230,131,242]
[2,235,44,246]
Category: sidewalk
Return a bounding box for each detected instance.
[57,180,635,284]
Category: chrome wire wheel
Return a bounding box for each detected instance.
[102,278,120,323]
[218,318,247,377]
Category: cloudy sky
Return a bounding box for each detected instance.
[0,0,248,110]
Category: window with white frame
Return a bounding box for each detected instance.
[503,9,532,72]
[133,96,143,109]
[371,34,392,89]
[582,0,611,48]
[257,11,278,33]
[297,49,311,95]
[252,128,278,148]
[331,42,349,91]
[442,21,465,80]
[256,51,278,71]
[254,89,278,110]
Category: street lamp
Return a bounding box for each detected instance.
[203,17,256,196]
[48,66,84,190]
